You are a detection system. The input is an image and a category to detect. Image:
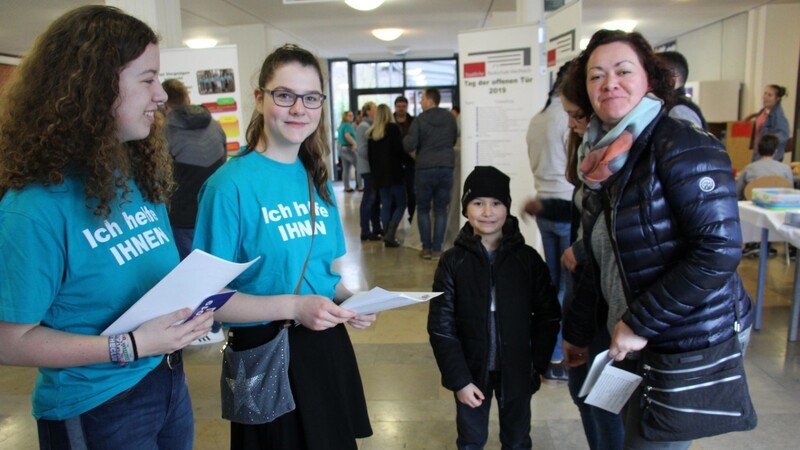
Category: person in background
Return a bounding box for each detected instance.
[746,84,790,162]
[337,110,361,192]
[737,134,795,258]
[561,29,753,449]
[429,166,561,450]
[193,44,375,450]
[403,88,459,259]
[524,63,572,381]
[0,6,214,449]
[367,104,407,247]
[394,96,416,221]
[558,61,625,450]
[162,78,228,346]
[357,101,383,240]
[657,51,707,130]
[737,134,793,200]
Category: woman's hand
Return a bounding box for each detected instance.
[133,309,214,358]
[347,313,377,329]
[523,198,543,216]
[563,340,589,368]
[292,295,356,331]
[561,246,577,272]
[608,320,648,361]
[456,383,484,408]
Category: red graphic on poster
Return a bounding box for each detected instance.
[547,49,556,67]
[464,62,486,78]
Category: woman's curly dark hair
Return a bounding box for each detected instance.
[243,44,333,205]
[565,29,675,120]
[0,5,174,217]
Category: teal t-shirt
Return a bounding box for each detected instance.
[194,151,345,325]
[0,178,178,419]
[337,122,356,146]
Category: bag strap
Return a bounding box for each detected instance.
[293,172,316,295]
[283,172,317,328]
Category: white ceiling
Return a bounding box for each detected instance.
[0,0,794,60]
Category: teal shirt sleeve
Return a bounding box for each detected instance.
[0,210,63,323]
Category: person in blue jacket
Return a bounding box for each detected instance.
[561,29,754,449]
[747,84,791,162]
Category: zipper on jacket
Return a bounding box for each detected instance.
[642,351,741,374]
[644,396,742,417]
[646,374,742,393]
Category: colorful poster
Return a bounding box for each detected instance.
[159,46,245,154]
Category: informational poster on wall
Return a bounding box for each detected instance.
[546,0,582,82]
[458,24,545,250]
[159,45,245,154]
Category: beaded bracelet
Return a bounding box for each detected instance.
[108,332,137,366]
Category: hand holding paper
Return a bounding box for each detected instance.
[578,350,643,414]
[102,250,258,336]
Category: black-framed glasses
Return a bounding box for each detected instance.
[260,88,326,109]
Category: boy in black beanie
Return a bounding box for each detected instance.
[428,165,561,449]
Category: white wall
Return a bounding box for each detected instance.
[760,3,799,131]
[673,3,799,132]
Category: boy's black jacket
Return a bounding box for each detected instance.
[428,215,561,399]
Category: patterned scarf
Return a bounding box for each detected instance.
[578,94,663,190]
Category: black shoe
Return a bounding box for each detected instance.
[543,362,568,381]
[742,243,760,258]
[790,246,797,261]
[368,233,382,241]
[384,239,400,248]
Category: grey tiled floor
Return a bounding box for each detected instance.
[1,184,799,449]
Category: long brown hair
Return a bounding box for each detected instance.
[560,60,587,187]
[0,5,173,217]
[243,44,332,204]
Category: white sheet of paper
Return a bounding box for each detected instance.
[578,350,643,414]
[339,287,442,315]
[101,249,259,336]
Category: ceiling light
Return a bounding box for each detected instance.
[345,0,384,11]
[371,28,403,41]
[601,20,637,32]
[406,67,422,76]
[579,38,590,50]
[185,38,218,49]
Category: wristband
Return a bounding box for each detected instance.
[108,333,137,366]
[128,332,139,361]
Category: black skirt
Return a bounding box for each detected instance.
[229,323,372,450]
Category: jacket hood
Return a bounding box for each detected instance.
[454,214,525,257]
[167,104,213,130]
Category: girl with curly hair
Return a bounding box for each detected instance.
[0,6,214,450]
[193,44,375,449]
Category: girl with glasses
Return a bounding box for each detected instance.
[193,44,375,450]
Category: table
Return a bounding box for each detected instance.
[738,201,800,341]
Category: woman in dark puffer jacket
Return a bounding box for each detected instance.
[561,30,754,449]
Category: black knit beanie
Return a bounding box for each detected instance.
[461,166,511,217]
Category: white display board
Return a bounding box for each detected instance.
[545,0,582,77]
[159,45,246,153]
[458,24,546,251]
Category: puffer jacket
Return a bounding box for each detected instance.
[573,110,753,353]
[428,216,561,400]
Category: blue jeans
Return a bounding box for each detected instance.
[339,145,360,190]
[415,167,454,251]
[359,174,381,236]
[37,357,193,450]
[536,216,571,361]
[380,184,407,226]
[455,372,531,450]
